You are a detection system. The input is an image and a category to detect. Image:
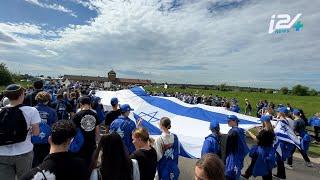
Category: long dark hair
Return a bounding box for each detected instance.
[225,130,239,157]
[91,132,133,180]
[299,109,308,125]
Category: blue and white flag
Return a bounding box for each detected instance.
[96,87,260,158]
[274,119,301,157]
[274,119,300,147]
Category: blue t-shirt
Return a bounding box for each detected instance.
[110,116,136,154]
[35,103,58,126]
[32,103,58,144]
[249,145,276,177]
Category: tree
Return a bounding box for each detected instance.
[180,85,186,89]
[218,83,227,91]
[292,84,309,96]
[0,63,13,86]
[309,89,318,96]
[279,87,289,95]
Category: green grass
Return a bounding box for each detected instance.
[309,143,320,157]
[144,86,320,118]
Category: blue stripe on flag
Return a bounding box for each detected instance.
[275,133,300,149]
[133,113,162,135]
[130,87,259,125]
[133,112,195,158]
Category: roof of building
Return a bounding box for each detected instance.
[116,78,151,85]
[63,75,107,82]
[63,70,152,85]
[108,70,116,75]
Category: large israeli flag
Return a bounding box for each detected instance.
[96,86,260,158]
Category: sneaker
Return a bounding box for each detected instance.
[284,163,293,170]
[272,174,286,180]
[305,162,313,167]
[312,140,320,144]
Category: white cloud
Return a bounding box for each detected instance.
[25,0,77,17]
[2,0,320,90]
[72,0,99,11]
[0,23,42,35]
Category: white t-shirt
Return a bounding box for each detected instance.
[0,105,41,156]
[154,132,174,161]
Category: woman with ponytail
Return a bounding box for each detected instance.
[154,117,180,180]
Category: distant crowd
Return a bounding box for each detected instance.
[0,81,320,180]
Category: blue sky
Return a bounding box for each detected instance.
[0,0,319,90]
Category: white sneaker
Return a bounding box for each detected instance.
[272,174,286,180]
[284,163,293,170]
[305,162,313,167]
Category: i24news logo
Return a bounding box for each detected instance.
[268,13,303,34]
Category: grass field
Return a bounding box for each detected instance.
[144,86,320,118]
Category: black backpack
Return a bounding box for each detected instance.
[0,105,28,145]
[56,101,68,120]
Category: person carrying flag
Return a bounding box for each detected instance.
[154,117,180,180]
[273,107,300,179]
[286,109,312,169]
[242,115,276,180]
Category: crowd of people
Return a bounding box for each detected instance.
[0,81,320,180]
[151,92,239,107]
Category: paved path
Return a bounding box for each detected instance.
[179,155,320,180]
[178,137,320,180]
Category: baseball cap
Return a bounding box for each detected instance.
[227,115,239,122]
[5,84,25,92]
[292,109,300,116]
[277,107,289,114]
[79,96,91,105]
[210,119,220,130]
[120,104,134,113]
[110,97,118,106]
[260,115,272,122]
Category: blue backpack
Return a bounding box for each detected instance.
[31,121,51,144]
[69,128,84,153]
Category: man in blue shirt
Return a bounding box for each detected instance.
[110,104,137,154]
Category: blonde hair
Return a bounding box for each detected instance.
[35,91,51,103]
[132,127,149,143]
